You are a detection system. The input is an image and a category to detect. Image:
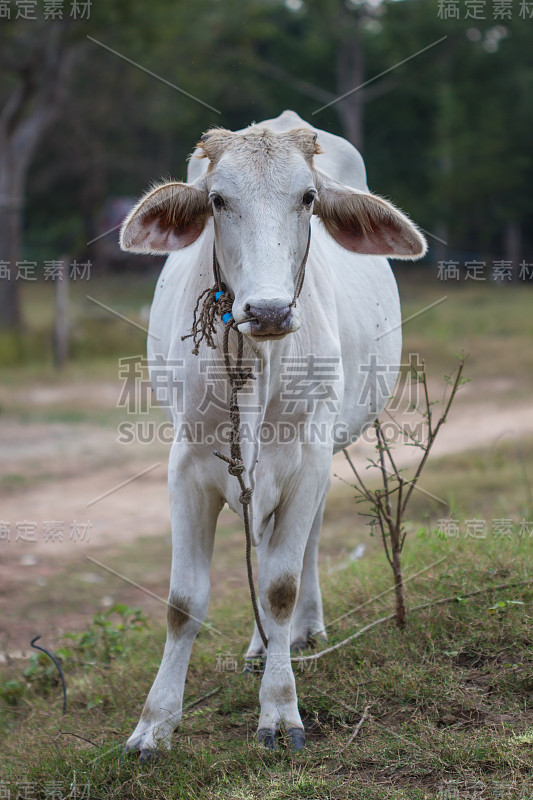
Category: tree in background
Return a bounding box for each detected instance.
[0,20,78,329]
[1,0,532,333]
[0,0,170,330]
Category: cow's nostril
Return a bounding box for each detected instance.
[246,304,292,336]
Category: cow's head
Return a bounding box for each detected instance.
[120,127,427,339]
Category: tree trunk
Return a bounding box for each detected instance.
[392,547,406,630]
[0,155,24,329]
[0,208,22,329]
[335,17,364,151]
[504,220,521,281]
[433,221,449,267]
[54,256,69,369]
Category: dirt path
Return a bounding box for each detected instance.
[2,395,531,563]
[333,398,533,483]
[1,381,531,653]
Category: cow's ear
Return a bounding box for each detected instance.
[314,173,426,260]
[120,178,211,254]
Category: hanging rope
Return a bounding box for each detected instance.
[181,229,311,651]
[212,322,267,649]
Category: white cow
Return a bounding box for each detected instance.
[120,110,426,756]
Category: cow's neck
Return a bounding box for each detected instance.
[218,326,292,408]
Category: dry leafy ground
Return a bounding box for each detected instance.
[0,273,532,798]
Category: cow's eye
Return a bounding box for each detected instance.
[302,191,316,207]
[210,193,225,211]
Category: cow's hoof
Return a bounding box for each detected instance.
[291,631,327,653]
[139,748,160,764]
[287,727,306,752]
[121,744,160,763]
[290,640,308,653]
[257,728,278,750]
[121,742,138,760]
[308,631,327,648]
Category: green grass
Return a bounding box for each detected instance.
[1,489,531,798]
[398,273,533,392]
[0,273,157,368]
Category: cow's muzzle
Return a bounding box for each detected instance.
[237,302,299,338]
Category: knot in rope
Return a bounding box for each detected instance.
[239,487,253,505]
[228,365,254,392]
[228,461,245,477]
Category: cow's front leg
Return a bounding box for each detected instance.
[290,483,328,651]
[256,464,330,751]
[245,487,328,661]
[125,448,221,759]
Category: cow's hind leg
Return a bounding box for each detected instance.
[124,448,221,759]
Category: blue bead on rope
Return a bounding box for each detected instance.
[215,289,233,324]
